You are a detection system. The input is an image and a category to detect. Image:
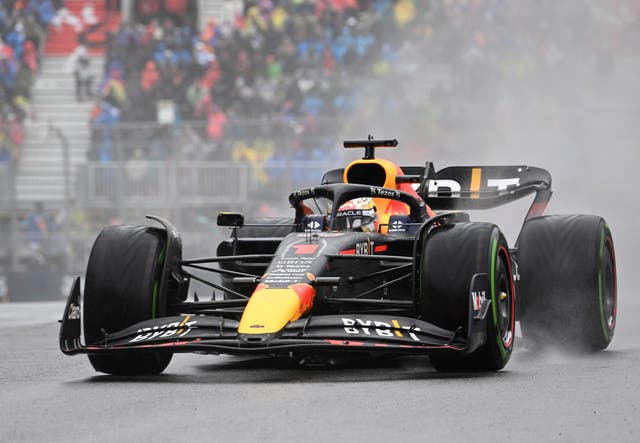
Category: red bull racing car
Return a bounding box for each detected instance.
[60,139,617,374]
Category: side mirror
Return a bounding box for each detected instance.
[217,212,244,227]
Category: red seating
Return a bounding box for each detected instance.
[44,0,121,56]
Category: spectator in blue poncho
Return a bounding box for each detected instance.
[91,101,121,161]
[0,55,18,89]
[5,23,26,61]
[26,0,56,27]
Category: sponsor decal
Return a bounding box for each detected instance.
[370,187,400,198]
[129,316,197,343]
[297,232,345,238]
[487,178,520,191]
[340,241,386,255]
[427,174,520,197]
[342,317,421,341]
[428,179,462,198]
[337,209,363,217]
[264,256,316,285]
[294,188,315,198]
[472,290,485,311]
[306,220,322,230]
[67,303,80,320]
[470,273,491,320]
[389,219,404,232]
[355,240,374,255]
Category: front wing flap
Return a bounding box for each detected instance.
[60,276,491,357]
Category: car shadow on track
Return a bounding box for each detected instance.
[77,355,518,384]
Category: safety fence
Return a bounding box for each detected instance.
[2,158,334,275]
[0,164,11,210]
[0,228,230,301]
[75,160,334,209]
[88,118,340,162]
[0,228,235,291]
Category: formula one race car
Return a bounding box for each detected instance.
[60,138,617,374]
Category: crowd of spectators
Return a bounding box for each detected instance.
[0,0,57,164]
[380,0,640,149]
[89,0,639,165]
[91,0,413,163]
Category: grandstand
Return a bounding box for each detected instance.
[0,0,638,300]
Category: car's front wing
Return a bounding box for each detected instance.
[60,277,491,357]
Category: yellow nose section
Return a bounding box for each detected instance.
[238,284,315,334]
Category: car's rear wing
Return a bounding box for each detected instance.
[418,164,551,214]
[322,164,552,221]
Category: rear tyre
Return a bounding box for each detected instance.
[420,223,515,372]
[518,215,616,350]
[84,225,172,375]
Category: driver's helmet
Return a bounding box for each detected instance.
[334,197,377,232]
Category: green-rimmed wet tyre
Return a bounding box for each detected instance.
[420,222,516,372]
[518,215,616,351]
[83,225,172,374]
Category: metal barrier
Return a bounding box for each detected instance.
[3,157,334,275]
[0,230,233,300]
[0,164,11,210]
[10,116,341,275]
[176,162,250,205]
[88,119,340,161]
[76,160,333,209]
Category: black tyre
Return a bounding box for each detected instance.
[518,215,616,350]
[84,225,172,375]
[420,223,515,372]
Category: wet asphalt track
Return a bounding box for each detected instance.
[1,298,639,443]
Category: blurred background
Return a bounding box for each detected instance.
[0,0,638,302]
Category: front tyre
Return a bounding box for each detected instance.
[420,223,515,372]
[84,225,172,375]
[518,215,617,350]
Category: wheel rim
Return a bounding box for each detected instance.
[601,238,616,332]
[496,248,514,348]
